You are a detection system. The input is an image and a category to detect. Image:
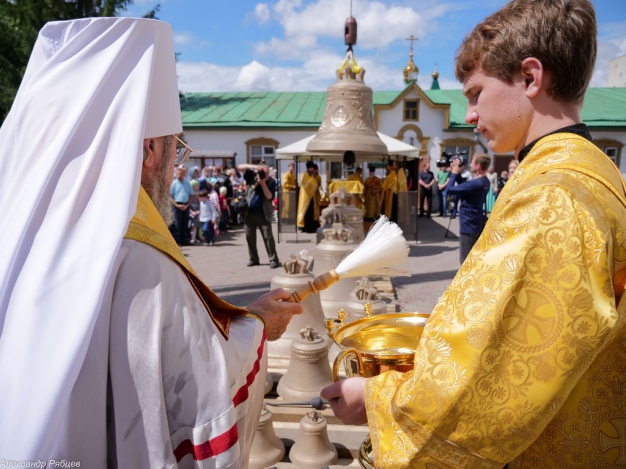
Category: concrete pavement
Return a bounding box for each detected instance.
[182,215,462,314]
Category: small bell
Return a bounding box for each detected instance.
[277,327,333,401]
[289,411,338,469]
[346,277,388,319]
[249,406,285,469]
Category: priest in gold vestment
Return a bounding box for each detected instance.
[297,161,320,233]
[348,167,363,183]
[364,166,382,220]
[322,1,626,468]
[348,167,365,211]
[380,160,408,223]
[281,162,297,219]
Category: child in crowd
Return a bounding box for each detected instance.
[207,181,221,233]
[188,180,201,244]
[198,189,217,246]
[218,186,230,233]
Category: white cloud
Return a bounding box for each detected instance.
[254,0,453,59]
[174,32,194,46]
[254,3,272,24]
[177,57,459,94]
[591,21,626,87]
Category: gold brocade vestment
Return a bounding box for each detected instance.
[281,170,297,219]
[364,176,382,219]
[380,170,408,222]
[297,171,320,228]
[365,134,626,468]
[124,187,252,339]
[379,170,397,218]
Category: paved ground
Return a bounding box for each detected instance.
[182,215,462,314]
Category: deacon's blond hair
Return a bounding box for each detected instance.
[455,0,596,105]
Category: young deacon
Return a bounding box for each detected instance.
[322,1,626,467]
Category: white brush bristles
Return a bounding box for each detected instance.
[335,215,410,278]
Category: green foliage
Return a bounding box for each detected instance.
[0,0,138,124]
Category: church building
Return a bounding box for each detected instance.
[180,51,626,182]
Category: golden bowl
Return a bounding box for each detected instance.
[331,312,429,380]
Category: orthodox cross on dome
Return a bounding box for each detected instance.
[406,35,418,54]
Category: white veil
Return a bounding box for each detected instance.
[0,18,181,458]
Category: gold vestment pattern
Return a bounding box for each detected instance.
[365,134,626,468]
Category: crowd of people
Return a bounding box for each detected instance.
[167,163,250,244]
[169,161,282,268]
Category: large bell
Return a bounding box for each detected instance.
[268,251,327,365]
[313,223,358,317]
[306,57,386,156]
[289,411,338,468]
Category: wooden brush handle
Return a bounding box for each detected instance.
[287,270,340,303]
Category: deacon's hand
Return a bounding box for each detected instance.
[320,377,368,426]
[248,289,303,341]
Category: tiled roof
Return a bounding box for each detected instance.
[181,87,626,129]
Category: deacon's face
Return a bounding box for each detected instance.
[463,67,531,154]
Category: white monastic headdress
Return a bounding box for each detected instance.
[0,18,181,458]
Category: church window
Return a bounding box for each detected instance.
[403,99,419,121]
[604,147,618,166]
[246,137,279,167]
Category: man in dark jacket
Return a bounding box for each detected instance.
[447,153,491,263]
[238,163,280,269]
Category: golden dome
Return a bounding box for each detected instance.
[432,66,439,79]
[403,52,419,83]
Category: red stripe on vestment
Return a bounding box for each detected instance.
[232,328,267,407]
[173,423,239,462]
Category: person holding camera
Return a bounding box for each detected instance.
[237,163,280,269]
[447,153,490,263]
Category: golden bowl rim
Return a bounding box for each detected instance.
[332,311,429,358]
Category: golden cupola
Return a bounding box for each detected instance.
[403,34,419,84]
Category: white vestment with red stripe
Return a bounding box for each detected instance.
[103,240,264,468]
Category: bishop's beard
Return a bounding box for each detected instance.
[144,135,174,227]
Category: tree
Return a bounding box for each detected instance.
[0,0,159,124]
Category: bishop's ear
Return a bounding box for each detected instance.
[143,138,156,168]
[521,57,544,99]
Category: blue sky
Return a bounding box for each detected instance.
[124,0,626,93]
